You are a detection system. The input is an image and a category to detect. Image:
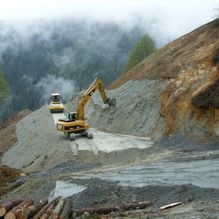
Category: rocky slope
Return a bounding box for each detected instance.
[103,20,219,141]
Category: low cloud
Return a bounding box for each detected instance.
[36,75,76,103]
[0,0,218,42]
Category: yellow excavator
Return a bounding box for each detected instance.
[56,77,116,140]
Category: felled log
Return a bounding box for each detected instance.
[160,202,182,211]
[16,199,48,219]
[32,202,51,219]
[73,201,153,216]
[59,198,72,219]
[0,199,22,217]
[40,200,57,219]
[33,198,59,219]
[5,199,33,219]
[51,198,64,219]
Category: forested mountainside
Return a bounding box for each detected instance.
[0,19,146,121]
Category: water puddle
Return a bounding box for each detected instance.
[49,181,86,200]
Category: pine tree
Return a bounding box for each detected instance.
[123,34,156,73]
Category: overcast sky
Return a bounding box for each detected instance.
[0,0,218,41]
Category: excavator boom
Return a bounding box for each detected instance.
[76,77,113,120]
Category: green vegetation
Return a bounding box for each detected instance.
[123,34,156,73]
[0,67,9,103]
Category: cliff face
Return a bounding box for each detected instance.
[109,20,219,141]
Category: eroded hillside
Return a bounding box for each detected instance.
[109,20,219,141]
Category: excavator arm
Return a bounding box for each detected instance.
[76,77,114,120]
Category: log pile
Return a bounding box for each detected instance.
[0,198,153,218]
[0,197,71,219]
[0,199,23,217]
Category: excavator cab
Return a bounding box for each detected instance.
[58,112,77,123]
[68,112,77,121]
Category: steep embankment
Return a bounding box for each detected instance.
[107,20,219,141]
[0,109,31,159]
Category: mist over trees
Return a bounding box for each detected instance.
[0,19,147,120]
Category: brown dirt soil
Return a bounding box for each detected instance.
[0,109,31,159]
[0,165,23,197]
